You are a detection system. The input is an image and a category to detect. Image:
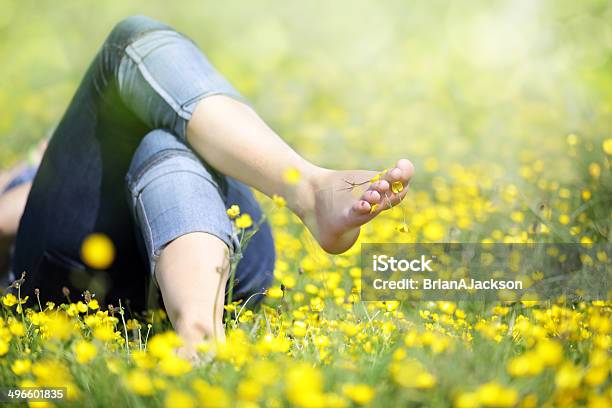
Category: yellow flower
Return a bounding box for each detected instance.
[454,392,479,408]
[272,194,287,207]
[588,163,601,179]
[342,383,375,405]
[159,355,192,376]
[283,167,301,184]
[603,138,612,155]
[88,299,99,310]
[584,365,608,386]
[369,203,378,214]
[164,389,196,408]
[266,286,284,299]
[292,320,308,338]
[76,301,88,313]
[237,379,262,401]
[507,353,543,377]
[32,360,72,387]
[81,233,115,269]
[148,331,183,359]
[74,340,97,364]
[0,338,10,356]
[126,370,154,396]
[555,363,582,389]
[45,312,75,340]
[9,320,25,336]
[370,169,388,183]
[286,363,325,407]
[310,297,325,312]
[11,359,31,375]
[93,324,115,342]
[581,189,591,201]
[391,181,404,194]
[2,294,18,307]
[397,223,410,233]
[235,213,253,229]
[390,358,437,389]
[535,340,563,366]
[476,382,518,407]
[226,204,240,218]
[192,379,231,408]
[423,222,445,241]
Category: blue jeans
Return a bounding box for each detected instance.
[11,16,274,310]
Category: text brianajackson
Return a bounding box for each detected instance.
[372,278,523,290]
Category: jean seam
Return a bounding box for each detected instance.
[136,194,156,262]
[123,45,189,122]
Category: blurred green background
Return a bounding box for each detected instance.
[1,0,611,181]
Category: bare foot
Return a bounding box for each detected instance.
[301,159,414,254]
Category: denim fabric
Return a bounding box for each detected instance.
[12,16,274,310]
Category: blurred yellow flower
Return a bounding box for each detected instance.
[148,331,183,359]
[476,382,518,407]
[164,389,196,408]
[286,363,324,407]
[283,167,301,184]
[80,233,115,269]
[272,194,287,207]
[555,363,582,390]
[342,383,375,405]
[11,359,31,375]
[126,370,154,396]
[266,286,284,299]
[603,138,612,155]
[74,340,97,364]
[423,222,445,241]
[160,355,192,377]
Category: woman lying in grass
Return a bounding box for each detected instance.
[0,16,413,357]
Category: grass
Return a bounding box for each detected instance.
[0,0,611,407]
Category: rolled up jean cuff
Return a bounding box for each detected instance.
[126,130,241,286]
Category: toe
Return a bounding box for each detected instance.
[388,167,402,182]
[362,189,381,204]
[396,159,415,181]
[351,200,371,214]
[373,179,390,193]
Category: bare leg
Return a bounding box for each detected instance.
[0,183,32,275]
[187,96,414,254]
[154,232,229,359]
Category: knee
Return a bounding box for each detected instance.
[107,15,167,47]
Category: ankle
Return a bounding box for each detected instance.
[288,165,328,219]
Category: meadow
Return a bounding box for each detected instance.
[0,0,611,407]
